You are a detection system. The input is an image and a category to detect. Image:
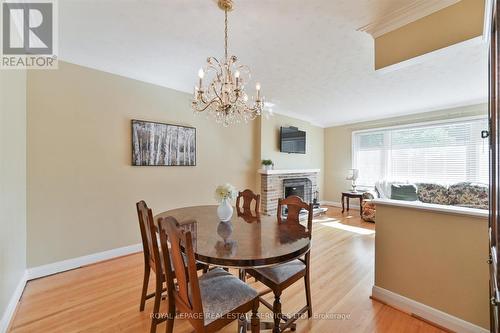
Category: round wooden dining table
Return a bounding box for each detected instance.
[154,205,311,269]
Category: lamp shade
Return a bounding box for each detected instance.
[346,169,359,181]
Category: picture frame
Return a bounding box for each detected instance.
[131,119,196,166]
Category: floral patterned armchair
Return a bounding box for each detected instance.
[361,189,379,222]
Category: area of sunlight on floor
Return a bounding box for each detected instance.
[314,216,376,235]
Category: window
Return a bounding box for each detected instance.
[352,117,489,187]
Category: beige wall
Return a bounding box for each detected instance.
[323,103,487,202]
[375,0,485,69]
[26,61,260,267]
[260,113,324,198]
[375,203,489,329]
[0,70,27,317]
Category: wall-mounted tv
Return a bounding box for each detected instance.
[280,126,306,154]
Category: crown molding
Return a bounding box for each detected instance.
[358,0,460,38]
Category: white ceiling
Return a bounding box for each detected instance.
[59,0,488,127]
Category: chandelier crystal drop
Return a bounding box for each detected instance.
[192,0,264,127]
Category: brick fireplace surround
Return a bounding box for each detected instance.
[259,169,320,215]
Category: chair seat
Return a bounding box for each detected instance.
[252,259,306,285]
[198,268,258,325]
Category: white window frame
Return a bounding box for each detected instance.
[351,115,488,187]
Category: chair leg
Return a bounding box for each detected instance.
[251,299,260,333]
[150,278,162,333]
[140,265,150,311]
[272,291,282,333]
[305,272,312,318]
[165,295,175,333]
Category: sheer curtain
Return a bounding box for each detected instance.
[352,117,489,187]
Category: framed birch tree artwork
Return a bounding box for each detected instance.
[132,120,196,166]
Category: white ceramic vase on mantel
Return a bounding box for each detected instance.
[217,198,233,222]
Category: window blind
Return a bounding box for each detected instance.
[352,117,489,186]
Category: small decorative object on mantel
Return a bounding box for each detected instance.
[215,183,236,222]
[261,159,274,171]
[346,169,359,192]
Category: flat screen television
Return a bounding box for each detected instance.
[280,126,306,154]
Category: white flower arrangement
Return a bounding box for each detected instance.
[214,183,237,203]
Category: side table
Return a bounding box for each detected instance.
[341,191,363,215]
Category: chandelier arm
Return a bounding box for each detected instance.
[207,56,220,65]
[211,83,224,103]
[199,92,210,105]
[207,57,223,73]
[229,92,240,105]
[193,98,220,113]
[245,106,257,114]
[206,62,224,86]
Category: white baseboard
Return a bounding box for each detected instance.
[26,243,143,280]
[372,286,488,333]
[321,201,360,211]
[0,271,27,333]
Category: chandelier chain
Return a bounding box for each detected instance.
[224,9,228,60]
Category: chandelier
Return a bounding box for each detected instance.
[192,0,264,127]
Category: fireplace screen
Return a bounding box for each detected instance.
[283,178,312,203]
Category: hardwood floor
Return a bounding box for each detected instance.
[8,206,445,333]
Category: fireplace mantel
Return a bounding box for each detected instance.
[258,168,320,175]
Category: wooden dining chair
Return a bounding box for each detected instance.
[236,189,260,214]
[158,216,261,333]
[136,201,168,333]
[247,195,313,333]
[136,201,206,333]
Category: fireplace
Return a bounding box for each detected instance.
[283,178,312,203]
[259,168,320,215]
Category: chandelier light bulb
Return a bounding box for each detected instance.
[235,70,240,78]
[255,82,261,100]
[198,68,205,79]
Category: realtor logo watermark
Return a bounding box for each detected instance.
[1,0,58,69]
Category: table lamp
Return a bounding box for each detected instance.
[346,169,359,192]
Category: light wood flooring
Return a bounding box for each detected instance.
[8,206,446,333]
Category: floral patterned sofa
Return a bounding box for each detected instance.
[361,182,489,223]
